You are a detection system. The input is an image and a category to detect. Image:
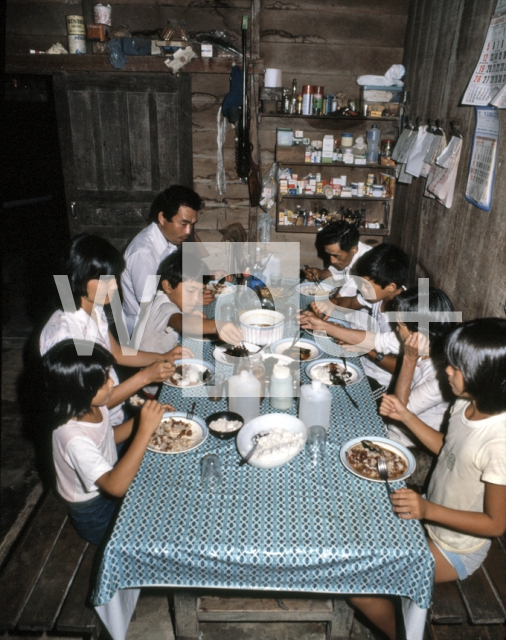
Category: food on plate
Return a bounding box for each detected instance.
[206,282,234,295]
[282,346,311,360]
[169,363,211,387]
[310,362,352,385]
[209,418,243,433]
[345,442,408,480]
[224,344,253,358]
[250,428,305,464]
[149,417,203,453]
[129,394,146,406]
[299,284,330,297]
[258,286,287,299]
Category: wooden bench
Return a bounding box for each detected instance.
[0,491,101,639]
[430,535,506,639]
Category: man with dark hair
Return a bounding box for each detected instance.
[303,221,371,299]
[122,185,209,335]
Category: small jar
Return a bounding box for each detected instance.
[357,182,365,197]
[351,182,358,196]
[341,133,354,147]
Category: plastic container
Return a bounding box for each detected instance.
[366,124,381,163]
[236,353,266,401]
[277,128,293,146]
[228,370,261,425]
[269,364,293,410]
[341,133,354,148]
[298,380,332,431]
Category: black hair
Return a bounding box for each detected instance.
[157,248,207,290]
[64,234,125,308]
[148,185,203,224]
[445,318,506,414]
[42,339,115,428]
[355,243,409,289]
[391,286,457,342]
[316,220,360,253]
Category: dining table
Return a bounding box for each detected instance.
[92,289,434,640]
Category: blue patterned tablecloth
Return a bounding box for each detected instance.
[93,330,434,609]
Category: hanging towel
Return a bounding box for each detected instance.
[405,126,436,177]
[426,136,463,208]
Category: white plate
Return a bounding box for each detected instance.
[305,358,363,386]
[213,342,261,365]
[269,338,323,362]
[340,436,416,483]
[261,353,294,367]
[296,281,334,298]
[303,317,351,337]
[206,280,236,296]
[147,412,208,454]
[163,359,214,388]
[236,413,308,469]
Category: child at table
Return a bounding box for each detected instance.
[300,243,410,391]
[43,339,173,545]
[40,234,191,425]
[349,318,506,640]
[138,247,243,354]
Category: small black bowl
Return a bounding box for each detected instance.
[206,411,244,440]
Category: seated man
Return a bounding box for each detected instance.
[138,248,243,355]
[122,185,214,336]
[301,243,410,391]
[303,220,371,302]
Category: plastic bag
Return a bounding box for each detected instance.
[259,163,279,212]
[108,39,128,70]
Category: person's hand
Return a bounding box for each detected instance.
[309,299,334,319]
[379,394,411,422]
[215,320,243,345]
[202,289,215,306]
[144,360,175,384]
[138,400,174,437]
[390,488,427,520]
[304,266,323,282]
[163,345,193,363]
[404,332,430,360]
[299,310,329,332]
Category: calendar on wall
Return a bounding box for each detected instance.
[462,0,506,106]
[465,107,500,211]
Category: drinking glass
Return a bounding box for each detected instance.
[206,375,225,401]
[200,454,222,491]
[306,425,327,469]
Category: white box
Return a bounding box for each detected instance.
[201,44,213,57]
[322,135,334,151]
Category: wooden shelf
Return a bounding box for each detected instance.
[278,161,395,169]
[6,53,264,75]
[279,195,393,202]
[261,113,399,122]
[275,225,390,235]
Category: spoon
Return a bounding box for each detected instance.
[239,432,269,466]
[362,439,382,454]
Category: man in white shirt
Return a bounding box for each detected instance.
[303,221,371,298]
[122,185,213,335]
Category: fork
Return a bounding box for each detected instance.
[377,457,392,497]
[186,401,196,421]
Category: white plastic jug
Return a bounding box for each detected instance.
[298,380,332,431]
[269,364,293,410]
[228,370,261,425]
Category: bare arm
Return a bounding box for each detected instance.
[391,483,506,538]
[394,333,429,405]
[106,361,175,409]
[169,312,243,344]
[304,267,332,282]
[379,394,444,455]
[96,401,171,497]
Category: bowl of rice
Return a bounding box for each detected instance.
[236,413,308,469]
[206,411,244,440]
[296,280,334,310]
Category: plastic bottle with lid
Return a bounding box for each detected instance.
[298,380,332,431]
[269,364,293,410]
[228,370,261,425]
[366,124,381,163]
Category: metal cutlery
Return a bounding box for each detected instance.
[239,432,269,466]
[186,401,196,421]
[377,457,392,497]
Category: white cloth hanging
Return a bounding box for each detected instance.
[426,136,463,208]
[405,126,436,177]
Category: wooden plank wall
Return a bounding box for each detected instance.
[6,0,409,265]
[391,0,506,319]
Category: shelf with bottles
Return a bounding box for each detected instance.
[260,113,399,122]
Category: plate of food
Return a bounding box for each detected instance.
[296,281,334,299]
[257,284,295,300]
[148,412,208,454]
[213,342,261,365]
[163,359,215,388]
[236,413,308,469]
[269,337,322,362]
[206,280,236,296]
[303,316,350,338]
[206,410,244,440]
[305,358,363,386]
[340,437,415,482]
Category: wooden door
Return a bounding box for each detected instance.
[53,72,193,249]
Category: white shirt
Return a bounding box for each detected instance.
[122,223,177,335]
[52,406,117,503]
[329,241,371,297]
[361,301,396,388]
[426,400,506,553]
[138,290,181,354]
[387,358,449,447]
[40,308,124,426]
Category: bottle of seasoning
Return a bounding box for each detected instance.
[296,92,303,114]
[290,78,298,114]
[269,364,293,410]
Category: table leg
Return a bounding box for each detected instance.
[328,598,354,640]
[174,592,199,640]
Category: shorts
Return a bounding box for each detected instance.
[432,539,491,580]
[67,493,118,546]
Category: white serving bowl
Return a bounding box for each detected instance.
[236,413,308,469]
[239,310,285,346]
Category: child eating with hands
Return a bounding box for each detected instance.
[44,339,174,545]
[349,317,506,640]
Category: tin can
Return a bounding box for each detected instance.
[93,3,112,26]
[312,86,324,115]
[66,15,86,35]
[302,85,313,116]
[68,34,87,53]
[366,173,375,185]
